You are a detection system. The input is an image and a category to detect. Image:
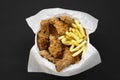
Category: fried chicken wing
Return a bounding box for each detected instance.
[37,20,50,50]
[55,47,81,72]
[48,35,63,58]
[49,18,69,35]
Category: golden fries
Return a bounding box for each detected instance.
[70,40,86,52]
[82,44,87,56]
[74,20,85,37]
[72,47,84,57]
[58,36,65,40]
[58,19,87,57]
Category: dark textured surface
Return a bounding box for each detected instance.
[0,0,120,80]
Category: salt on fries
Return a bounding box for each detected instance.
[58,19,87,57]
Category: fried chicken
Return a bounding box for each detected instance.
[49,17,69,35]
[48,35,63,58]
[37,20,50,50]
[55,47,81,72]
[40,50,60,63]
[37,16,82,72]
[60,15,74,25]
[49,24,60,38]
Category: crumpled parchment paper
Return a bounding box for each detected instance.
[26,8,101,76]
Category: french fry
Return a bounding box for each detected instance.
[72,23,77,28]
[70,28,75,32]
[61,38,71,45]
[65,35,72,40]
[70,40,86,52]
[74,20,85,37]
[82,44,87,56]
[70,45,74,51]
[69,27,72,32]
[75,29,83,39]
[58,36,65,40]
[62,41,71,45]
[61,38,67,43]
[77,39,83,44]
[72,46,84,57]
[71,40,79,46]
[67,32,79,41]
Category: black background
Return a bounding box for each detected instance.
[1,0,120,80]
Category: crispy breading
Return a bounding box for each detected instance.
[40,50,60,63]
[49,24,60,38]
[48,35,63,58]
[60,15,74,25]
[37,20,50,50]
[55,47,81,72]
[49,18,69,35]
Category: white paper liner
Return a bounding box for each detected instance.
[26,8,101,76]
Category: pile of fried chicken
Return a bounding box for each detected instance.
[37,16,81,72]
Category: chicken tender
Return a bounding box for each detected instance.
[37,20,50,50]
[60,15,74,25]
[55,47,81,72]
[48,35,63,58]
[49,18,69,35]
